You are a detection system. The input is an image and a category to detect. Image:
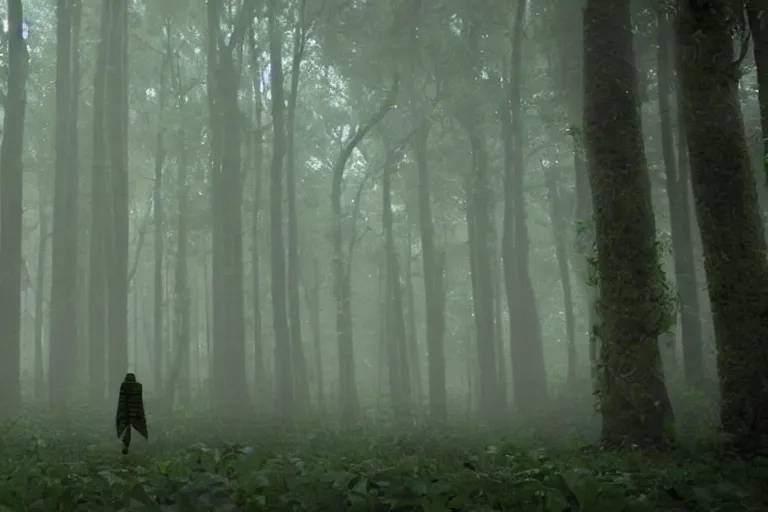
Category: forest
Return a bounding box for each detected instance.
[0,0,767,509]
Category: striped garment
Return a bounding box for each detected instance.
[115,373,148,454]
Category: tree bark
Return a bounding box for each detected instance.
[286,2,311,408]
[88,0,108,405]
[49,0,80,409]
[584,0,675,448]
[503,0,548,411]
[677,0,768,441]
[657,10,703,387]
[267,0,294,419]
[104,0,129,404]
[0,0,29,414]
[545,170,576,388]
[413,123,447,423]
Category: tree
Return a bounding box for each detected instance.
[105,0,129,403]
[285,0,311,408]
[49,0,80,408]
[677,0,768,441]
[656,8,703,387]
[502,0,548,411]
[0,0,29,414]
[206,0,253,416]
[88,0,109,405]
[583,0,675,447]
[267,0,294,419]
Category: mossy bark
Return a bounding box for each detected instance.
[583,0,675,448]
[677,1,768,441]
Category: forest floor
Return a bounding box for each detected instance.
[0,404,765,511]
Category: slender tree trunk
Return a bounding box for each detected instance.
[302,257,324,409]
[286,5,311,408]
[545,170,576,388]
[34,175,49,401]
[504,0,548,412]
[153,36,171,398]
[382,151,410,421]
[267,0,294,419]
[330,79,398,423]
[248,35,266,407]
[88,0,108,405]
[404,226,422,407]
[491,211,507,405]
[413,123,447,423]
[657,10,703,387]
[49,0,79,409]
[584,0,675,448]
[748,0,768,189]
[104,0,129,404]
[0,0,29,414]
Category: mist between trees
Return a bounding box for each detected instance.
[0,0,767,469]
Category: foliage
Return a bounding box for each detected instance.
[0,411,765,511]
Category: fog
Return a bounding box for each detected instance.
[0,0,766,509]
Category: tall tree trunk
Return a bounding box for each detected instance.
[553,0,596,386]
[49,0,80,409]
[88,0,108,405]
[34,174,49,401]
[413,123,447,423]
[302,257,324,409]
[286,2,311,408]
[545,170,576,388]
[747,0,768,189]
[0,0,29,414]
[168,68,191,410]
[503,0,548,412]
[206,0,252,417]
[104,0,129,403]
[267,0,294,419]
[657,10,703,387]
[491,213,507,405]
[464,129,500,421]
[677,0,768,441]
[248,32,266,407]
[584,0,674,448]
[330,79,398,423]
[382,150,411,421]
[404,225,422,407]
[153,32,171,396]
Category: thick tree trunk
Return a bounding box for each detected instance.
[584,0,675,448]
[0,0,29,414]
[677,0,768,441]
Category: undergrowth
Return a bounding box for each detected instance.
[0,407,765,511]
